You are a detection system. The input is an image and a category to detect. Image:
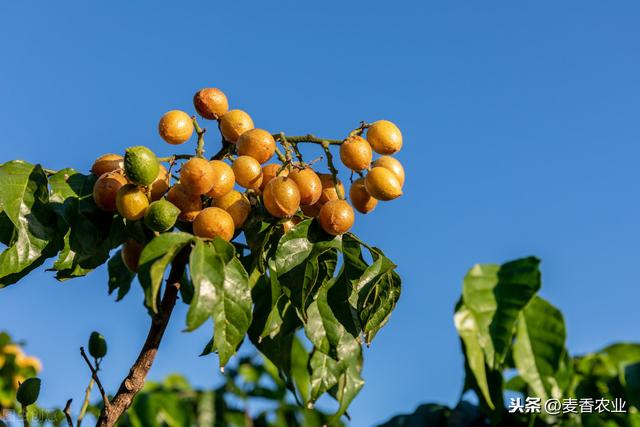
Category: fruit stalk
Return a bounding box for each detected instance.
[193,117,206,158]
[321,141,345,200]
[95,248,189,427]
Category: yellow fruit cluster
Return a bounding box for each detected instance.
[0,342,42,406]
[91,86,405,271]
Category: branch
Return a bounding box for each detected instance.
[321,141,345,200]
[80,348,109,410]
[95,248,189,427]
[63,399,73,427]
[273,134,343,145]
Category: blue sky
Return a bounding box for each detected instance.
[1,1,640,425]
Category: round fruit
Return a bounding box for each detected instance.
[260,163,289,192]
[318,173,345,204]
[220,109,254,143]
[373,156,405,186]
[180,157,215,195]
[282,217,302,233]
[93,172,128,212]
[301,202,323,218]
[339,135,372,171]
[144,199,180,232]
[193,207,235,241]
[288,167,322,206]
[232,156,263,190]
[122,239,143,272]
[149,164,170,201]
[318,200,355,236]
[213,190,251,228]
[193,88,229,120]
[88,332,108,359]
[124,146,160,186]
[349,177,378,214]
[205,160,235,198]
[236,128,276,164]
[91,154,123,176]
[364,167,403,201]
[366,120,403,154]
[116,184,150,220]
[159,110,194,145]
[263,176,301,218]
[166,184,202,222]
[16,377,40,406]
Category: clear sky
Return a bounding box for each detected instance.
[1,1,640,426]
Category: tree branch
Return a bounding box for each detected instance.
[63,399,73,427]
[95,248,189,427]
[80,348,109,411]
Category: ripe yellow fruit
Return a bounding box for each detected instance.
[91,154,124,176]
[166,184,202,222]
[116,184,150,220]
[366,120,403,155]
[289,167,322,206]
[339,135,372,171]
[193,88,229,120]
[16,356,42,373]
[93,172,128,212]
[213,190,251,228]
[260,163,289,192]
[349,177,378,214]
[180,157,215,195]
[282,217,302,233]
[318,173,345,204]
[2,344,22,356]
[220,109,254,143]
[318,200,355,236]
[122,239,143,272]
[372,156,405,186]
[232,156,263,190]
[193,207,235,241]
[159,110,194,145]
[205,160,235,198]
[150,164,170,201]
[236,128,276,164]
[364,167,403,201]
[263,176,301,218]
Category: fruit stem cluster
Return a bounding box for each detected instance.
[273,134,343,145]
[79,347,110,411]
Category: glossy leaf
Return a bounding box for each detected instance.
[0,161,64,286]
[188,238,252,368]
[512,296,567,400]
[461,257,541,368]
[138,232,194,313]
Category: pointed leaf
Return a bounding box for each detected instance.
[138,232,194,313]
[512,296,567,400]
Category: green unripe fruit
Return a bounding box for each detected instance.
[144,199,180,232]
[17,377,41,406]
[89,331,108,359]
[124,146,160,186]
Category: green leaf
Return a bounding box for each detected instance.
[454,301,495,409]
[48,169,125,280]
[274,219,341,276]
[188,238,252,369]
[291,337,311,404]
[309,348,341,403]
[138,232,194,313]
[330,346,365,424]
[512,296,567,401]
[0,161,64,286]
[108,250,135,301]
[186,239,225,331]
[462,256,541,369]
[305,277,350,360]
